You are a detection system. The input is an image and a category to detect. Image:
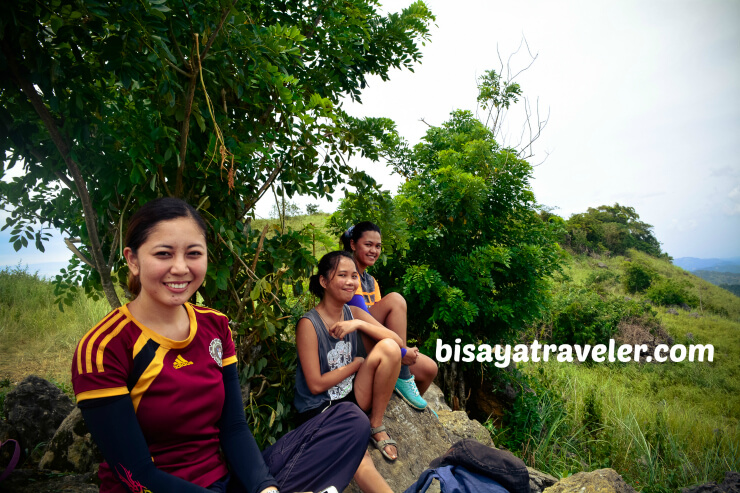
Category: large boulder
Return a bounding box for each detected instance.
[544,468,637,493]
[3,376,74,464]
[345,388,455,493]
[39,407,102,473]
[436,409,493,446]
[422,383,451,412]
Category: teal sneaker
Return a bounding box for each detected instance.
[394,376,427,410]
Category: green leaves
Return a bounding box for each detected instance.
[387,91,563,350]
[1,0,434,445]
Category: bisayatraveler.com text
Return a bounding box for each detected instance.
[435,339,714,366]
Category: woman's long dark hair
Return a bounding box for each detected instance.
[340,221,381,251]
[308,251,356,299]
[124,197,207,296]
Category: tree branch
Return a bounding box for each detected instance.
[165,57,193,77]
[176,67,198,198]
[168,20,188,66]
[200,0,239,61]
[64,237,95,268]
[242,158,283,216]
[2,39,120,308]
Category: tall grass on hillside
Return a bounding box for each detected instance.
[496,361,739,492]
[505,249,740,491]
[0,265,111,385]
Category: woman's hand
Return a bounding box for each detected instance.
[352,356,365,371]
[402,346,420,366]
[328,319,364,339]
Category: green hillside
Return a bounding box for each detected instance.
[508,248,740,491]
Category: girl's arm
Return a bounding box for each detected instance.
[336,307,403,348]
[296,317,364,395]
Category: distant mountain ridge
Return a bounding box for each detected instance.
[672,257,740,273]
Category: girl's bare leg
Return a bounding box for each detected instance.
[368,292,407,342]
[354,338,401,458]
[353,451,393,493]
[409,352,438,395]
[370,292,438,400]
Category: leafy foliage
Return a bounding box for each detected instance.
[374,106,562,408]
[0,0,434,443]
[547,288,657,345]
[645,278,698,308]
[623,261,657,294]
[391,110,563,346]
[563,204,663,256]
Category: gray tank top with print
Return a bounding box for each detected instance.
[293,305,361,413]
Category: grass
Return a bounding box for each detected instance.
[0,264,111,387]
[503,250,740,491]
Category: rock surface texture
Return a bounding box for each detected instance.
[544,468,637,493]
[528,467,559,493]
[345,389,455,493]
[38,406,102,473]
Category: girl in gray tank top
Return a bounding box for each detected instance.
[295,251,404,491]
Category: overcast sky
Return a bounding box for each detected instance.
[332,0,740,260]
[2,0,739,276]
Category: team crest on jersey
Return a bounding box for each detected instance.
[209,338,223,367]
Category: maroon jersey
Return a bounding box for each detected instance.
[72,303,238,491]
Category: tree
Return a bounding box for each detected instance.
[390,109,563,409]
[564,204,662,256]
[0,0,433,444]
[332,89,563,410]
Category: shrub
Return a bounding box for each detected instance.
[549,288,657,345]
[646,278,698,308]
[623,261,656,293]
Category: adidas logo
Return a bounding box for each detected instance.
[173,355,193,369]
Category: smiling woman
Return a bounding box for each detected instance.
[71,198,370,493]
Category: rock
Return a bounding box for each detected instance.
[3,376,74,464]
[345,383,545,492]
[598,262,608,269]
[436,409,493,446]
[38,407,102,473]
[528,466,558,493]
[682,471,740,493]
[689,312,701,319]
[345,390,454,493]
[0,468,98,492]
[423,383,451,413]
[544,468,637,492]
